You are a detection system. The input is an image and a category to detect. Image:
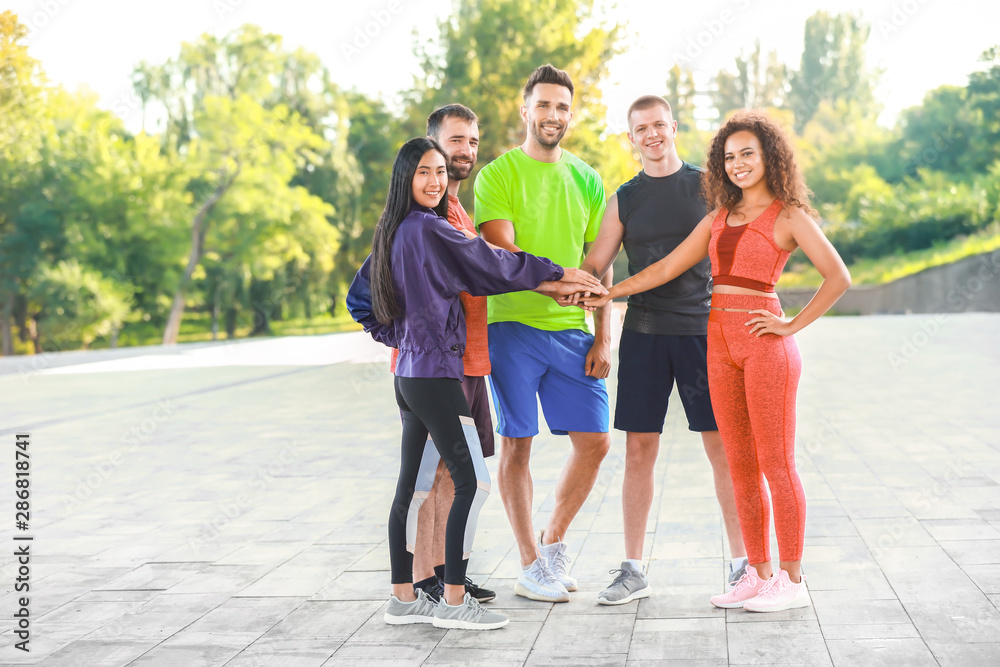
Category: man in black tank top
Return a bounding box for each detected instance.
[580,96,746,605]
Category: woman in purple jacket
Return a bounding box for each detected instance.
[348,137,604,630]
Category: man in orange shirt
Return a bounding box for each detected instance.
[390,104,495,603]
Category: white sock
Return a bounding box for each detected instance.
[731,557,748,572]
[625,558,644,572]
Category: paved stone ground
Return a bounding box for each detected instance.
[0,312,999,666]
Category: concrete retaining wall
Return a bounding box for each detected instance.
[776,248,1000,314]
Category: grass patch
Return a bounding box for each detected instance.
[779,225,1000,289]
[41,302,363,354]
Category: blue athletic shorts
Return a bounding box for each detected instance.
[487,321,609,437]
[614,329,718,433]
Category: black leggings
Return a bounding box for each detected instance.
[390,376,490,586]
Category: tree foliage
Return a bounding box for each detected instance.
[2,7,1000,354]
[408,0,631,205]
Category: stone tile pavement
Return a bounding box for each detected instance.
[0,312,998,665]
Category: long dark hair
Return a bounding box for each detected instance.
[703,110,816,217]
[370,137,449,324]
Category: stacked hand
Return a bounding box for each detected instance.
[570,292,611,311]
[538,268,608,300]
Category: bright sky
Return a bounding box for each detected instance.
[10,0,996,133]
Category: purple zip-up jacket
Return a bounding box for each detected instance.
[347,205,564,380]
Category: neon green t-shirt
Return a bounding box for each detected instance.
[474,147,605,332]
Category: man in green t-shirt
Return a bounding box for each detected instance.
[475,64,613,603]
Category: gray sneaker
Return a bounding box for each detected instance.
[384,588,438,625]
[597,561,652,605]
[728,560,748,588]
[433,592,509,630]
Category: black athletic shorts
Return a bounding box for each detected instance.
[614,329,718,433]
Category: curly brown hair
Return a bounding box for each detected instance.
[702,110,816,217]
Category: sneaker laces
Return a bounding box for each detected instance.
[548,543,572,574]
[607,568,630,587]
[731,569,756,591]
[415,588,436,611]
[464,594,486,620]
[755,574,782,599]
[536,558,564,588]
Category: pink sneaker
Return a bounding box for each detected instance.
[709,564,771,609]
[743,569,810,612]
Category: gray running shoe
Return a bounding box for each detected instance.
[728,560,748,588]
[383,588,437,625]
[433,592,509,630]
[597,561,652,605]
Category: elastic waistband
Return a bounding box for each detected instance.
[709,293,782,322]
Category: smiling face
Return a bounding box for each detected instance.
[522,82,573,149]
[433,116,479,182]
[411,149,448,209]
[628,105,677,163]
[724,130,766,190]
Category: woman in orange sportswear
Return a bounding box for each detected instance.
[580,111,850,612]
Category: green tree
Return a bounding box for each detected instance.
[26,260,133,352]
[0,11,46,355]
[666,65,698,133]
[896,85,982,179]
[134,26,341,343]
[967,46,1000,169]
[787,11,878,132]
[713,41,787,119]
[408,0,628,206]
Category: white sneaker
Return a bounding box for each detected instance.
[538,533,578,592]
[743,569,810,612]
[514,557,570,602]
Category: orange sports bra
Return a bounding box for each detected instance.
[708,199,791,293]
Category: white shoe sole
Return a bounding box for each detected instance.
[432,616,510,630]
[561,580,579,592]
[744,595,811,613]
[383,612,435,625]
[514,581,570,602]
[597,586,652,606]
[710,597,751,609]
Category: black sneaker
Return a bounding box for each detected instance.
[414,576,444,603]
[464,576,495,603]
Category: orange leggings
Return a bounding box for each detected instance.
[707,293,804,564]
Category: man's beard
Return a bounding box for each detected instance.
[530,120,566,148]
[447,157,474,182]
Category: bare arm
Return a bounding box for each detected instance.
[581,212,713,309]
[581,194,624,279]
[747,209,851,336]
[478,218,521,252]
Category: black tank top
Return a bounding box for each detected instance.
[617,163,712,335]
